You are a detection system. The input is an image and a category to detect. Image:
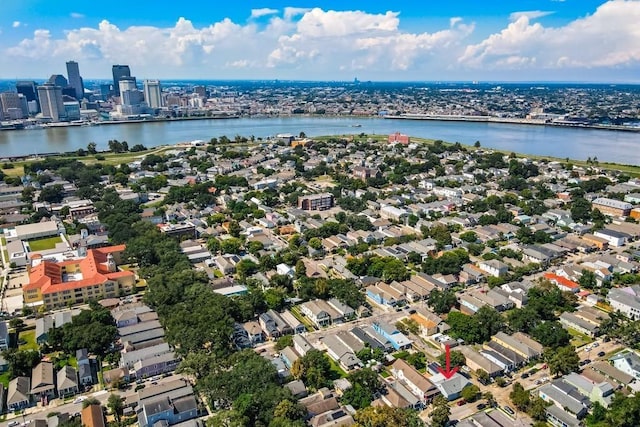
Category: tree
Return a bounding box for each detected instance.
[579,269,598,290]
[275,335,294,351]
[437,350,466,370]
[476,369,490,385]
[9,318,25,333]
[461,384,480,403]
[545,345,580,376]
[87,142,97,154]
[107,393,124,422]
[342,368,383,409]
[354,406,424,427]
[2,349,41,378]
[82,399,101,409]
[571,197,593,223]
[531,321,570,349]
[428,289,457,314]
[273,399,306,422]
[509,382,531,411]
[291,350,332,390]
[429,395,450,427]
[528,397,550,421]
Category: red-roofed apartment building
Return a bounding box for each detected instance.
[23,245,135,309]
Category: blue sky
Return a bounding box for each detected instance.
[1,0,638,81]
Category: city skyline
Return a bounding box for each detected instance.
[0,1,639,82]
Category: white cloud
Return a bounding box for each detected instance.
[250,8,278,19]
[284,7,311,20]
[12,21,21,28]
[70,12,85,19]
[509,10,553,22]
[3,2,640,81]
[2,9,474,79]
[460,1,640,71]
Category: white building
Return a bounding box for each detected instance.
[143,80,163,109]
[37,83,66,122]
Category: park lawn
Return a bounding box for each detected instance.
[29,236,63,251]
[18,329,38,351]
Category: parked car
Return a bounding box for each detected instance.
[521,373,530,379]
[503,406,515,415]
[476,403,487,410]
[457,400,467,406]
[597,351,606,358]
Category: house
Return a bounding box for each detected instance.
[608,286,640,320]
[7,377,31,411]
[243,321,264,344]
[610,350,640,380]
[322,335,362,372]
[429,372,471,401]
[132,352,179,378]
[491,332,543,362]
[57,365,79,397]
[82,404,106,427]
[293,335,314,356]
[327,298,355,321]
[372,321,412,350]
[563,372,614,408]
[280,310,306,334]
[390,359,440,404]
[458,346,503,378]
[594,229,628,247]
[136,378,198,427]
[544,272,580,293]
[31,361,56,400]
[538,379,589,419]
[478,260,509,278]
[409,309,447,337]
[300,300,332,328]
[77,348,94,386]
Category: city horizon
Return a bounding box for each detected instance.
[1,1,639,82]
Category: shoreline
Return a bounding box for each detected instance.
[2,113,640,133]
[386,114,640,133]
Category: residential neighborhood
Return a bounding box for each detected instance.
[2,131,640,426]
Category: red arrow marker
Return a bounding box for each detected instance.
[438,344,459,379]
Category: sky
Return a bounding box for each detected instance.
[1,0,639,82]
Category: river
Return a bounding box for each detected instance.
[0,116,639,164]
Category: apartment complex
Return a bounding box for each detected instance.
[23,245,135,309]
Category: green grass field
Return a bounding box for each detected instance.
[325,354,347,379]
[28,236,63,251]
[568,328,594,348]
[18,329,38,351]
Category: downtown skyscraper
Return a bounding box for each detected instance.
[112,64,133,96]
[66,60,85,100]
[143,80,163,108]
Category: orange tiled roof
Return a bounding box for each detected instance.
[24,245,133,296]
[543,272,580,290]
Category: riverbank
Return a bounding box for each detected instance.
[3,132,640,179]
[389,114,640,133]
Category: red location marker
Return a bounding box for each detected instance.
[438,344,459,380]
